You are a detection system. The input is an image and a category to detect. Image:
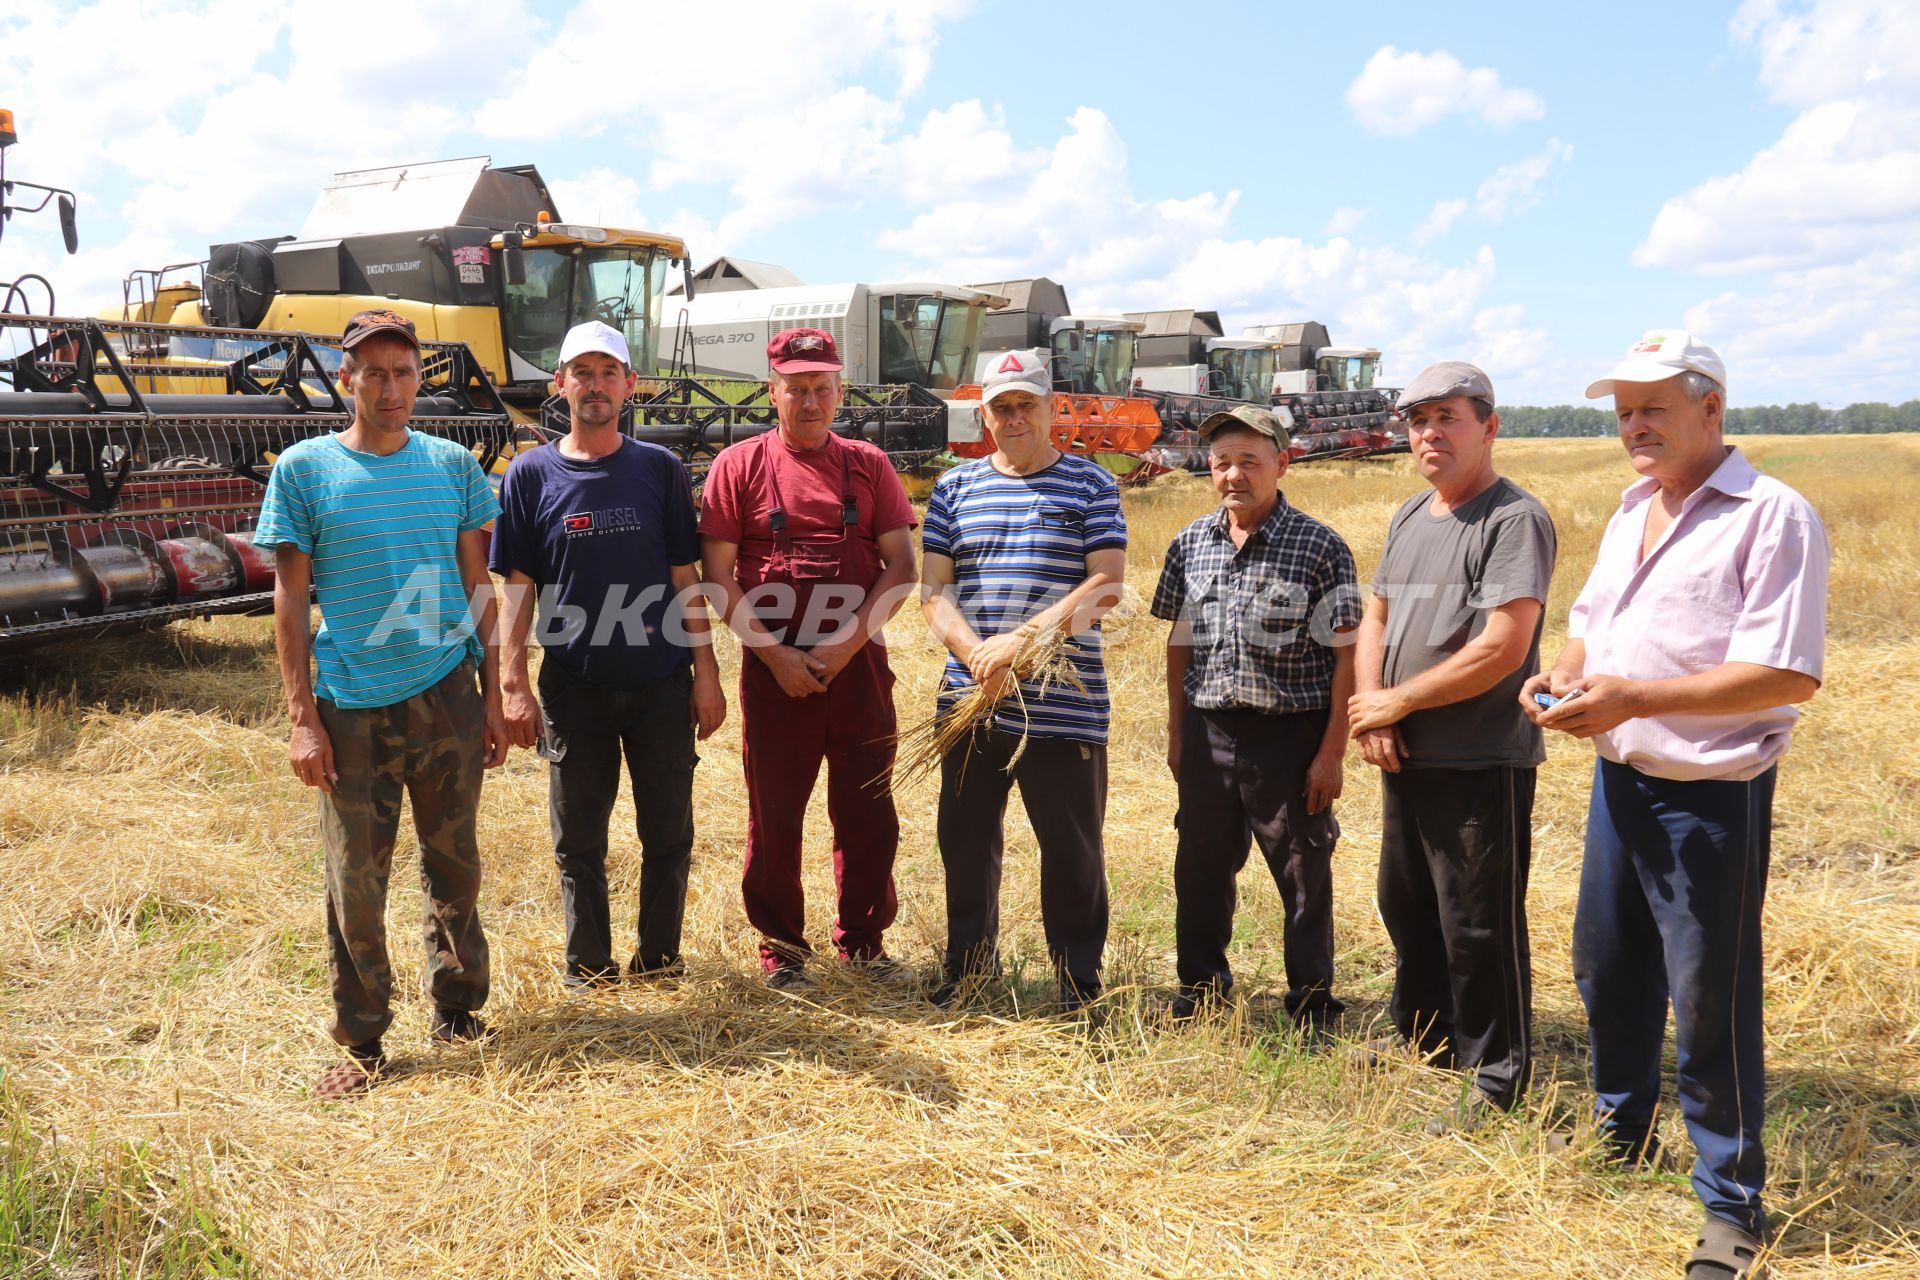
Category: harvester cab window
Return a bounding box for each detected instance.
[1052,329,1134,398]
[877,295,981,391]
[1208,348,1278,403]
[1088,330,1134,398]
[1317,354,1376,392]
[503,245,661,379]
[503,248,574,375]
[578,250,658,375]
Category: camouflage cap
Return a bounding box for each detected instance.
[1199,403,1291,451]
[341,308,420,351]
[1395,361,1493,413]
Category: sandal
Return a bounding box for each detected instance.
[314,1055,382,1101]
[1686,1217,1768,1279]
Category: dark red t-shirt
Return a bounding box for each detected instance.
[699,432,917,589]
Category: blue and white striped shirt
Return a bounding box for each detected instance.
[254,431,498,710]
[921,455,1128,745]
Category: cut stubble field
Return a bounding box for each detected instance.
[1,435,1916,1278]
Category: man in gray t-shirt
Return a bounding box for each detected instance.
[1348,361,1557,1132]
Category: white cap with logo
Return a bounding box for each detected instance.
[556,320,631,369]
[980,349,1053,404]
[1585,329,1726,399]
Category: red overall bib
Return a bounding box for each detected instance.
[735,435,900,971]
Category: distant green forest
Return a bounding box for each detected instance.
[1495,402,1920,437]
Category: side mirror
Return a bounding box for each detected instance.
[502,232,526,286]
[680,258,694,301]
[57,194,77,254]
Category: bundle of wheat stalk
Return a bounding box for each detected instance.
[892,622,1088,786]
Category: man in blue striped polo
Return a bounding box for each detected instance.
[920,350,1129,1013]
[256,309,508,1100]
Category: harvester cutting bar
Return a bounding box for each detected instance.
[538,376,951,490]
[0,312,512,649]
[945,386,1162,460]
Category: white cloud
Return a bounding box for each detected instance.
[476,0,973,245]
[1475,139,1573,222]
[879,111,1548,395]
[1410,199,1468,246]
[1344,46,1545,137]
[1628,0,1920,403]
[1324,206,1369,236]
[1635,0,1920,274]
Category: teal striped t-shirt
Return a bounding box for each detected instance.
[254,431,498,710]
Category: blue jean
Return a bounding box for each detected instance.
[1574,758,1774,1235]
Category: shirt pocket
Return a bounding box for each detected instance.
[1653,565,1742,668]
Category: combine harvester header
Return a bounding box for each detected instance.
[0,313,512,650]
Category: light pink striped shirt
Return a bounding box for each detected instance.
[1568,446,1829,782]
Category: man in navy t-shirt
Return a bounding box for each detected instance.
[492,321,726,988]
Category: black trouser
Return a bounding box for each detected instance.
[937,729,1109,999]
[1378,765,1535,1108]
[1175,706,1343,1021]
[539,662,697,979]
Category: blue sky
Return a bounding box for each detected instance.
[5,0,1914,406]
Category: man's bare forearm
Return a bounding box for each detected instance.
[1321,641,1355,756]
[670,564,721,679]
[498,571,538,694]
[1354,600,1388,695]
[272,548,320,722]
[1632,662,1820,717]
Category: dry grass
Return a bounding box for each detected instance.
[1,435,1916,1278]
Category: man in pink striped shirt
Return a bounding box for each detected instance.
[1522,330,1828,1280]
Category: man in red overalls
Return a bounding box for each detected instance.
[699,328,920,989]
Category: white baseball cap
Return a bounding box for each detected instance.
[980,349,1052,404]
[556,320,631,369]
[1585,329,1726,399]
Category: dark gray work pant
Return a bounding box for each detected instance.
[1378,764,1536,1108]
[539,662,697,980]
[1174,705,1343,1021]
[937,729,1109,1000]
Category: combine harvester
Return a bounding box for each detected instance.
[1134,310,1407,465]
[0,149,945,651]
[104,158,949,489]
[1244,321,1407,461]
[960,278,1163,479]
[651,261,1007,494]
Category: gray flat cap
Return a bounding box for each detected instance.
[1396,361,1494,413]
[1200,403,1292,450]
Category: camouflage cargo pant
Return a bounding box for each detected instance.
[316,659,490,1047]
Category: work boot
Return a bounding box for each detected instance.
[765,965,813,992]
[429,1009,494,1044]
[1424,1086,1508,1137]
[1169,982,1233,1023]
[845,954,916,989]
[627,955,687,984]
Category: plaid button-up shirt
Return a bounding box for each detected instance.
[1150,496,1361,713]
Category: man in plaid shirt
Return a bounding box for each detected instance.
[1151,405,1361,1026]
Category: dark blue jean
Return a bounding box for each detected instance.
[1574,758,1774,1235]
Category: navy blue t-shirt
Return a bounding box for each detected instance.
[490,437,700,688]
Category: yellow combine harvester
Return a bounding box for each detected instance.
[96,158,947,482]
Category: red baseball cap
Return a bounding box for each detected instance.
[767,327,843,374]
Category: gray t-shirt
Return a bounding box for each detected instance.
[1370,476,1556,769]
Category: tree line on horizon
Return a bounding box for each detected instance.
[1489,401,1920,437]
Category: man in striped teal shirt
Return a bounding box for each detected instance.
[921,350,1128,1013]
[255,310,507,1100]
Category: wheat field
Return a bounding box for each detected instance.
[1,434,1915,1278]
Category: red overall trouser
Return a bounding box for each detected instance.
[740,642,900,970]
[736,443,901,971]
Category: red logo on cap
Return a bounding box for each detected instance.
[994,353,1027,374]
